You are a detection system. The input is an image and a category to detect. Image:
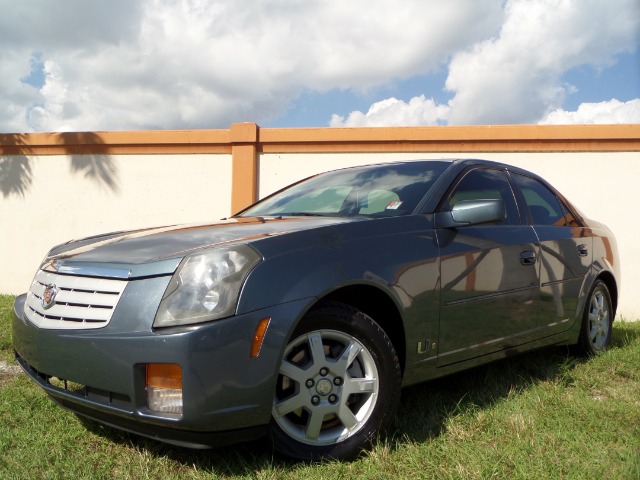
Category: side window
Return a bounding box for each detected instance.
[558,199,581,227]
[511,174,567,226]
[445,168,520,226]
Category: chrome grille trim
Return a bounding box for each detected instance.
[24,269,128,330]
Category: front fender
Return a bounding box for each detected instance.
[237,219,439,317]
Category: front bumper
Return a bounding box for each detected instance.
[14,351,268,449]
[12,280,311,448]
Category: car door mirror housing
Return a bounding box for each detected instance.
[435,199,506,228]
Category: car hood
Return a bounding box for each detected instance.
[44,216,359,279]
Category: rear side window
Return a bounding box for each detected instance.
[445,168,520,226]
[512,173,567,226]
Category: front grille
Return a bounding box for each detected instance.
[24,269,128,330]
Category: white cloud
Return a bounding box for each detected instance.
[334,0,640,128]
[330,96,449,127]
[0,52,42,132]
[0,0,638,132]
[0,0,502,132]
[0,1,142,50]
[540,99,640,125]
[445,0,640,125]
[330,0,640,126]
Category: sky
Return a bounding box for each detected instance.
[1,0,639,133]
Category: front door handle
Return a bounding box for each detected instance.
[520,250,536,266]
[577,244,588,257]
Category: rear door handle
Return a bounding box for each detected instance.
[577,244,588,257]
[520,251,536,266]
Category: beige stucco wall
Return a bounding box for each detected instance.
[0,153,232,295]
[259,151,639,320]
[1,147,637,320]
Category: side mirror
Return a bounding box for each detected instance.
[434,199,506,228]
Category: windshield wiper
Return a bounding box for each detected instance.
[278,212,338,217]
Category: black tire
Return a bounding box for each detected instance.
[269,301,401,461]
[576,280,613,356]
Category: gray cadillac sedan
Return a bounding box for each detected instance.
[13,159,619,460]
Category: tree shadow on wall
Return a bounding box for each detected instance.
[0,155,32,197]
[0,132,119,198]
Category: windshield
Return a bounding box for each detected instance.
[239,161,450,218]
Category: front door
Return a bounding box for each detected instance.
[436,168,540,366]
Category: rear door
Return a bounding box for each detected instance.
[510,173,592,334]
[436,167,540,366]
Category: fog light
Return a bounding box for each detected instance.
[146,364,183,414]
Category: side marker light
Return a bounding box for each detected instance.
[250,317,271,358]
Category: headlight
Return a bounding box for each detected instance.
[154,245,261,328]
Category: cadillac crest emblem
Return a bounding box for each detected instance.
[42,284,59,310]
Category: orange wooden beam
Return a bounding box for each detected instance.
[230,123,259,214]
[1,124,638,156]
[0,129,232,155]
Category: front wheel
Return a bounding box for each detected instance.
[269,302,401,461]
[576,280,614,356]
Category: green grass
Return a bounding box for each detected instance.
[1,294,639,479]
[0,296,18,366]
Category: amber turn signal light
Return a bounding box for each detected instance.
[146,363,183,414]
[250,317,271,358]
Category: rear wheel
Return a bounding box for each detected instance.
[270,302,400,461]
[576,280,613,356]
